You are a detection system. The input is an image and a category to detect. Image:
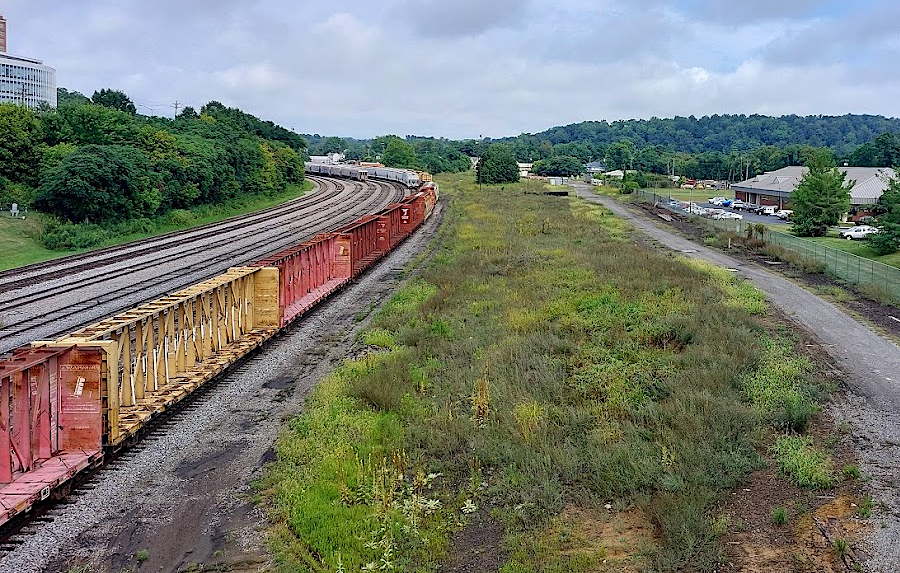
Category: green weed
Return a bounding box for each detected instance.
[771,506,787,525]
[739,337,821,432]
[843,464,861,479]
[360,328,396,349]
[772,435,835,489]
[858,496,873,519]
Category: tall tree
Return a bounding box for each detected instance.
[0,103,43,186]
[318,136,346,155]
[790,154,849,237]
[869,177,900,255]
[476,144,519,184]
[382,138,417,168]
[532,155,584,177]
[91,89,137,114]
[36,144,161,223]
[57,87,91,106]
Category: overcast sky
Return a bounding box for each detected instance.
[2,0,898,139]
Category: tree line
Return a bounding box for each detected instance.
[306,134,471,174]
[0,88,307,247]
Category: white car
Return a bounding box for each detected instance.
[838,225,879,240]
[720,212,744,220]
[775,210,793,220]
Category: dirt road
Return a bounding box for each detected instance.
[574,183,900,572]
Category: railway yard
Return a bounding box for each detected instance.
[0,191,445,573]
[0,176,408,355]
[0,168,440,571]
[2,171,900,573]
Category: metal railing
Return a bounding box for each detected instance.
[635,190,900,304]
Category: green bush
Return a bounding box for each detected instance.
[40,220,109,250]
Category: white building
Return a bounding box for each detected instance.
[0,15,57,109]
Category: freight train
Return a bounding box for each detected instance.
[304,162,422,188]
[0,180,438,530]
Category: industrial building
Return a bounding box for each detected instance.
[731,166,897,208]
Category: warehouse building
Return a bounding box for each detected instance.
[732,166,896,209]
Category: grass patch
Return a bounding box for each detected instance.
[0,181,311,271]
[807,236,900,270]
[858,496,873,519]
[771,506,787,526]
[772,435,835,489]
[739,337,823,433]
[263,172,828,572]
[842,464,861,480]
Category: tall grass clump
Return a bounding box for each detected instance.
[772,435,835,489]
[262,173,828,572]
[739,337,823,432]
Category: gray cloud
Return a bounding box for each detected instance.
[686,0,834,24]
[401,0,532,37]
[0,0,897,139]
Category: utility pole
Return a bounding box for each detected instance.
[19,83,25,106]
[172,100,182,116]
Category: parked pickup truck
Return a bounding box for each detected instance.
[838,225,879,240]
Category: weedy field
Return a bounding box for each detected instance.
[261,173,854,572]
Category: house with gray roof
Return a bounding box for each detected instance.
[732,166,896,208]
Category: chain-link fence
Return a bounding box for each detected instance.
[634,190,900,304]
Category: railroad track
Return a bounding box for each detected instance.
[0,177,345,291]
[0,177,407,355]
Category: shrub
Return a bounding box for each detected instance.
[40,220,109,250]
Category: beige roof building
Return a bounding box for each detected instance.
[732,166,896,206]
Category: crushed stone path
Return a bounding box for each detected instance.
[574,183,900,572]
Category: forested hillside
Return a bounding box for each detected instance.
[504,114,900,158]
[487,114,900,182]
[305,114,900,183]
[0,89,307,247]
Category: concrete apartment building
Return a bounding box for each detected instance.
[0,14,57,109]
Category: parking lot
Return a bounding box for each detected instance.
[665,198,789,226]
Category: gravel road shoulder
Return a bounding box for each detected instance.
[574,183,900,572]
[0,200,445,573]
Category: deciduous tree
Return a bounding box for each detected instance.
[870,177,900,255]
[0,103,43,185]
[476,144,519,184]
[91,89,137,114]
[36,144,160,223]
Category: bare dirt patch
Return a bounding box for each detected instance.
[559,507,652,572]
[719,416,870,572]
[439,515,506,573]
